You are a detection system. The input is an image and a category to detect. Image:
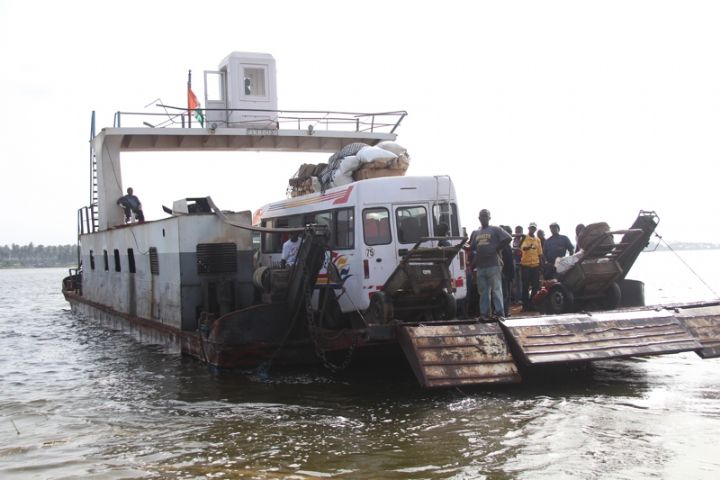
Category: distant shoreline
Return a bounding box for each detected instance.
[647,243,720,252]
[0,264,76,270]
[1,242,718,270]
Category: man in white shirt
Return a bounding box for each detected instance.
[281,232,301,268]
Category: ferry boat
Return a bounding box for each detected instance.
[63,52,720,388]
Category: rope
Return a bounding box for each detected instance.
[654,231,720,299]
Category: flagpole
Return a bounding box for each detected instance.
[187,69,192,128]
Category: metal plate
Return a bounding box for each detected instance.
[501,309,702,365]
[675,305,720,358]
[398,322,521,388]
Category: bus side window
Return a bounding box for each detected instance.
[433,203,460,236]
[396,206,428,244]
[399,217,422,243]
[316,211,333,243]
[363,207,391,245]
[335,208,354,249]
[262,219,281,253]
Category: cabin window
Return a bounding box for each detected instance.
[334,208,354,250]
[363,208,391,245]
[433,203,460,236]
[396,206,429,244]
[89,250,95,270]
[103,250,109,271]
[113,249,121,272]
[127,248,136,273]
[243,67,267,97]
[197,243,237,274]
[149,247,160,275]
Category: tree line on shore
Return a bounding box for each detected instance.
[0,243,78,268]
[1,240,717,270]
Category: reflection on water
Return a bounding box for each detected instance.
[1,262,719,479]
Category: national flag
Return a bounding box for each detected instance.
[187,86,205,127]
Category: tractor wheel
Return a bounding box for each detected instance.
[545,284,574,315]
[619,279,645,308]
[433,291,457,320]
[599,282,622,310]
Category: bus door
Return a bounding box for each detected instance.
[361,206,397,294]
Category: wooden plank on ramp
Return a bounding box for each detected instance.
[500,309,702,365]
[398,322,521,388]
[674,304,720,358]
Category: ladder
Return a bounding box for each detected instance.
[89,111,98,232]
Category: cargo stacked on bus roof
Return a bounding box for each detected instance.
[287,142,411,197]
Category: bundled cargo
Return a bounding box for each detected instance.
[318,142,369,189]
[352,141,410,181]
[287,163,325,197]
[288,141,411,196]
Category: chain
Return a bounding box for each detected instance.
[304,281,357,373]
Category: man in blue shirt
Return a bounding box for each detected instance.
[469,209,512,320]
[543,222,574,278]
[117,187,145,223]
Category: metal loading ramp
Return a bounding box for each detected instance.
[398,322,521,388]
[674,303,720,358]
[499,309,703,365]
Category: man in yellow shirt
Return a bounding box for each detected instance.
[520,222,543,312]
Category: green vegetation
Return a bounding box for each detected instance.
[0,243,78,268]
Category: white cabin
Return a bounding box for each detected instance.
[204,52,278,129]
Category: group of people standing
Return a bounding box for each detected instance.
[467,209,579,320]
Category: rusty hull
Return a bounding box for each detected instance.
[398,322,521,388]
[66,280,720,388]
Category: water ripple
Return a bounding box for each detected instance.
[1,267,720,479]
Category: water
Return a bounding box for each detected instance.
[1,250,720,479]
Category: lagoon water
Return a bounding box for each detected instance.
[1,250,719,479]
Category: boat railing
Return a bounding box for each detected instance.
[111,106,407,134]
[77,205,96,235]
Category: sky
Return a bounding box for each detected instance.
[1,0,718,246]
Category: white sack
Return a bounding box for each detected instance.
[357,145,397,167]
[555,250,585,274]
[394,152,411,170]
[330,169,354,187]
[338,155,361,175]
[376,141,407,157]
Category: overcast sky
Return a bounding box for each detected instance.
[1,0,718,246]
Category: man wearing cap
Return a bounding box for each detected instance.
[468,209,512,320]
[543,222,574,278]
[520,222,543,312]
